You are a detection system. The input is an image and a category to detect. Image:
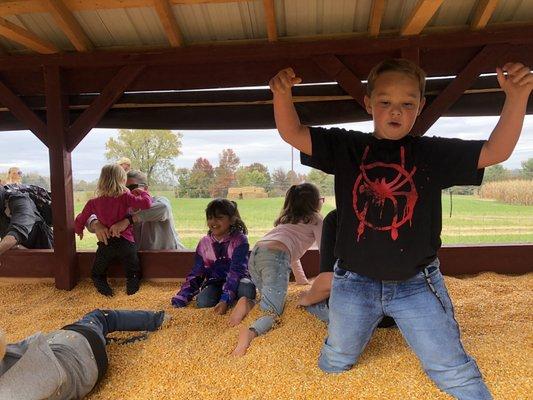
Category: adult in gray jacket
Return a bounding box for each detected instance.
[0,309,168,400]
[88,170,185,250]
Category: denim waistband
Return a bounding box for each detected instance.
[252,245,290,258]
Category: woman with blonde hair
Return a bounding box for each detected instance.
[75,164,152,296]
[5,167,22,185]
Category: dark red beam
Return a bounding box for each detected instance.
[0,246,531,280]
[0,25,531,71]
[0,79,47,145]
[67,64,145,151]
[45,65,78,290]
[313,54,366,109]
[413,44,509,136]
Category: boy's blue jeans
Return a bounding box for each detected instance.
[74,309,166,345]
[319,259,492,400]
[248,246,291,335]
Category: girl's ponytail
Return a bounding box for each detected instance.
[274,183,320,226]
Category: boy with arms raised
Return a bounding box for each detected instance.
[269,59,532,399]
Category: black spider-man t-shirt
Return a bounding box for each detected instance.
[301,127,485,280]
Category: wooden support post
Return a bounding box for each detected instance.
[0,79,47,145]
[45,64,77,290]
[313,54,366,109]
[67,64,145,151]
[412,44,507,136]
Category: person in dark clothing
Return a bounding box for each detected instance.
[0,186,53,258]
[297,209,396,328]
[0,309,169,400]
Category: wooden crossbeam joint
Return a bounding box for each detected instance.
[0,16,59,53]
[401,0,445,36]
[263,0,277,42]
[368,0,386,37]
[471,0,499,30]
[412,44,508,136]
[67,64,145,151]
[153,0,183,47]
[46,0,93,52]
[0,79,47,145]
[313,54,366,109]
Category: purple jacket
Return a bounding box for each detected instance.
[171,231,250,306]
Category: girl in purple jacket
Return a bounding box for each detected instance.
[171,199,256,315]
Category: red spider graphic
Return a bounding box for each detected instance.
[352,146,418,241]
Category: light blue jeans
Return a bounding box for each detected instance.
[248,246,291,335]
[319,259,492,400]
[306,300,330,323]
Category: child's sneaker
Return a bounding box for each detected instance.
[92,276,113,297]
[126,274,141,295]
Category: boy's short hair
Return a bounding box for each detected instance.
[127,170,148,186]
[366,58,427,97]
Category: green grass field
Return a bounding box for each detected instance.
[74,193,533,250]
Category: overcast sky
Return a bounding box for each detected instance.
[1,115,532,181]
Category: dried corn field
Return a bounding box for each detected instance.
[0,273,531,400]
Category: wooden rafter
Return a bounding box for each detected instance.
[368,0,386,37]
[412,44,507,136]
[46,0,93,52]
[0,79,47,144]
[401,0,445,36]
[0,0,254,17]
[0,17,59,53]
[263,0,277,42]
[153,0,183,47]
[313,54,366,109]
[67,64,145,151]
[471,0,499,30]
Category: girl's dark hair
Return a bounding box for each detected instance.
[205,198,248,235]
[274,183,320,226]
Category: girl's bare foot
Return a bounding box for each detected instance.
[231,326,257,357]
[229,297,254,327]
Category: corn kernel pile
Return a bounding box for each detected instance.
[0,272,531,399]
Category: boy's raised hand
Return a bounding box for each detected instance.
[497,63,533,98]
[269,68,302,95]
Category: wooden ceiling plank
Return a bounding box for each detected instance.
[0,0,255,17]
[471,0,499,30]
[263,0,277,42]
[46,0,93,52]
[412,43,507,135]
[0,16,59,53]
[67,64,145,151]
[153,0,183,47]
[368,0,386,37]
[0,79,47,145]
[401,0,445,36]
[313,54,366,109]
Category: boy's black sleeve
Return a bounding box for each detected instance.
[300,127,343,174]
[421,137,486,189]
